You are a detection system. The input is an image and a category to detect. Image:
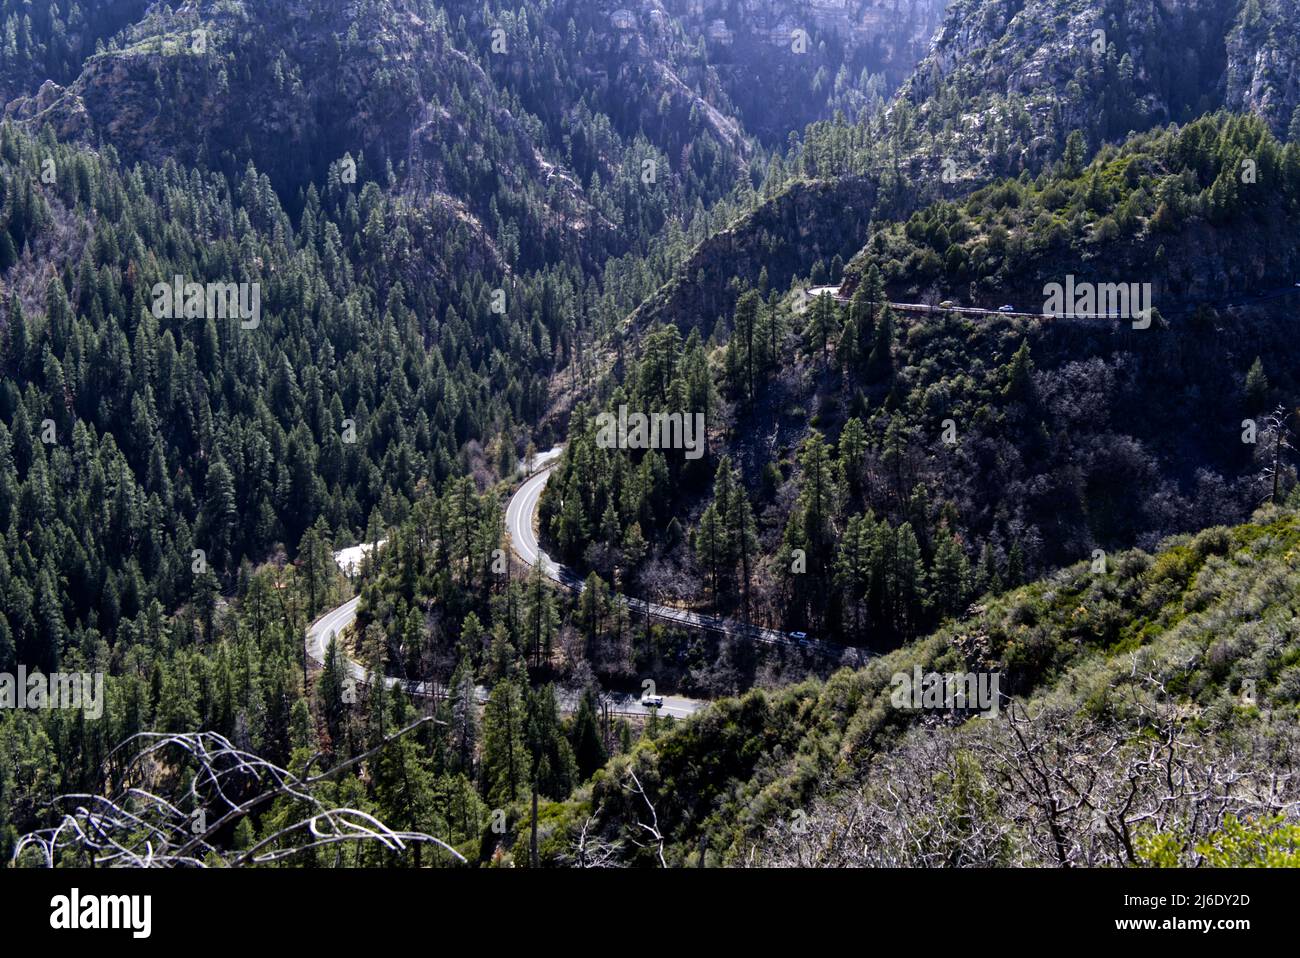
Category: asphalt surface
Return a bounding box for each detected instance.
[305,466,704,718]
[803,282,1300,322]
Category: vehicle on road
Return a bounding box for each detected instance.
[640,694,665,708]
[998,304,1015,312]
[938,300,955,309]
[790,631,807,640]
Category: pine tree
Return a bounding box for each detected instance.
[834,512,876,641]
[839,417,868,498]
[371,720,436,866]
[482,675,526,808]
[891,522,926,635]
[805,291,837,359]
[732,289,761,402]
[853,264,885,364]
[524,560,558,669]
[694,500,726,609]
[866,304,895,382]
[525,684,577,799]
[1002,339,1035,402]
[1245,357,1269,410]
[973,542,1003,596]
[728,475,759,623]
[928,531,971,619]
[578,572,609,658]
[446,654,479,777]
[570,689,608,780]
[1007,541,1026,586]
[319,634,350,752]
[836,316,859,374]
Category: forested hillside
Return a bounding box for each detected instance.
[0,0,150,101]
[630,0,1300,336]
[521,506,1300,867]
[0,0,943,866]
[543,114,1300,647]
[2,0,1299,876]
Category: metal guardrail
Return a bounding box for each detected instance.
[807,287,1142,322]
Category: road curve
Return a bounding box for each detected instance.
[506,455,867,666]
[306,595,365,681]
[305,459,705,718]
[507,466,577,586]
[462,279,1300,696]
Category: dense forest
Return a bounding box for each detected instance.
[521,505,1300,867]
[543,113,1300,648]
[1,0,1299,873]
[0,0,921,864]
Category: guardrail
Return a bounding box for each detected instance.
[809,289,1136,323]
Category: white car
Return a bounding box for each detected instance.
[640,694,665,708]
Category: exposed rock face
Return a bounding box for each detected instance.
[896,0,1240,170]
[648,0,954,139]
[631,0,1300,348]
[629,174,879,336]
[0,0,150,102]
[4,2,605,272]
[671,0,948,47]
[1,0,955,257]
[1225,0,1300,135]
[5,0,956,172]
[892,0,1300,181]
[8,3,429,178]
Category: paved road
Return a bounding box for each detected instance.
[804,285,1117,321]
[803,282,1300,322]
[506,453,867,666]
[507,460,576,586]
[305,512,702,718]
[306,595,366,681]
[517,444,566,477]
[306,432,869,722]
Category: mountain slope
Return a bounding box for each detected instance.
[4,0,956,275]
[626,0,1300,335]
[0,0,150,102]
[521,506,1300,867]
[541,113,1300,652]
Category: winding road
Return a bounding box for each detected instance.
[304,448,705,718]
[506,447,867,666]
[305,277,1300,721]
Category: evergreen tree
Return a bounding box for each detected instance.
[482,675,527,809]
[570,689,608,780]
[1245,357,1270,410]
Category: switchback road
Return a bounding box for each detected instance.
[505,450,867,666]
[304,450,706,718]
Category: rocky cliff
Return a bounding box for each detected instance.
[1225,0,1300,134]
[894,0,1300,181]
